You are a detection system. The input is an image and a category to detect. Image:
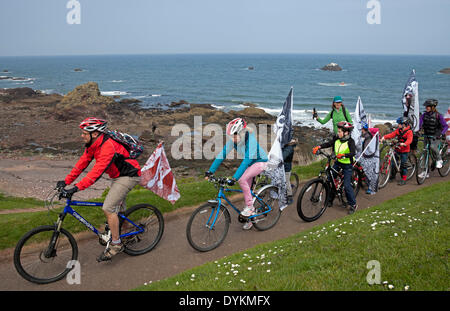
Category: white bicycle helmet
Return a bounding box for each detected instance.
[79,117,107,132]
[226,118,247,136]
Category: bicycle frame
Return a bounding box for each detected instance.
[207,184,273,229]
[56,199,144,240]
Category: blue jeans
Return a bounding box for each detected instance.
[331,161,356,207]
[393,152,409,178]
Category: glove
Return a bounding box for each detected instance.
[205,171,213,177]
[56,180,66,189]
[60,186,78,199]
[312,146,320,154]
[226,178,236,186]
[336,153,345,159]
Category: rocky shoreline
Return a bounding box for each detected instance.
[0,82,334,199]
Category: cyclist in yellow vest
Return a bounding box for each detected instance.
[312,121,358,214]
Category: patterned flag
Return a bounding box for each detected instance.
[263,87,294,210]
[402,69,420,132]
[351,96,368,159]
[140,142,180,204]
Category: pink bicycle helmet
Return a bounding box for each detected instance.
[226,118,247,136]
[79,117,107,132]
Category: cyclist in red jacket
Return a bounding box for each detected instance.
[57,117,141,261]
[381,117,413,185]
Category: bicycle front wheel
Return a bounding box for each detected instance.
[14,225,78,284]
[186,203,230,252]
[297,178,328,222]
[416,152,429,185]
[120,204,164,256]
[378,156,392,189]
[438,143,450,177]
[252,185,281,231]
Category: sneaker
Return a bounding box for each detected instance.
[97,242,124,262]
[436,160,443,169]
[366,189,372,195]
[348,204,358,214]
[418,172,430,179]
[242,221,253,230]
[241,206,256,218]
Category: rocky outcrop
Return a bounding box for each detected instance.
[55,82,117,120]
[439,68,450,74]
[0,87,38,103]
[321,62,342,71]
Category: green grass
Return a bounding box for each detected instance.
[135,180,450,291]
[0,193,45,211]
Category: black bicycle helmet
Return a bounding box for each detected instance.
[423,99,438,107]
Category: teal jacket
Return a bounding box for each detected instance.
[209,132,268,180]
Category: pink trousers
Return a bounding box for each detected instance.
[238,161,268,208]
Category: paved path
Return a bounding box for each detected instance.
[0,173,448,291]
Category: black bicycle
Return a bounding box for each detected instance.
[296,150,362,222]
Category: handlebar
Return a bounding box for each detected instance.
[206,175,234,187]
[316,149,336,160]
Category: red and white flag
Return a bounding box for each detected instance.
[140,142,180,204]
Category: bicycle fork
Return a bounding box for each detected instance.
[44,213,66,259]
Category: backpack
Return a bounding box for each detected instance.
[105,130,144,159]
[331,105,350,122]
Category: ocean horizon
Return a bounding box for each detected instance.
[1,53,449,130]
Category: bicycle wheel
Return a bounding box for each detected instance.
[186,203,230,252]
[406,153,417,180]
[14,225,78,284]
[120,204,164,256]
[252,185,281,231]
[297,178,328,222]
[438,143,450,177]
[416,151,429,185]
[352,167,362,197]
[378,155,392,189]
[290,172,299,196]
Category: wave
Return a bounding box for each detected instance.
[0,76,35,82]
[101,91,129,96]
[110,80,125,83]
[318,82,352,87]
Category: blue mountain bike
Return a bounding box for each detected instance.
[186,175,281,252]
[14,187,164,284]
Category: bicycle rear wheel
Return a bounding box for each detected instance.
[416,152,429,185]
[438,143,450,177]
[14,225,78,284]
[297,178,328,222]
[120,204,164,256]
[186,203,230,252]
[406,153,417,180]
[252,185,281,231]
[378,155,392,189]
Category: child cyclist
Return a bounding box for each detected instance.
[381,117,413,185]
[205,118,268,230]
[312,121,358,214]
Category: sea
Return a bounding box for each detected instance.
[1,54,449,130]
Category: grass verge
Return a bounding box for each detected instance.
[135,180,450,291]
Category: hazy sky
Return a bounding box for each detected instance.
[0,0,449,56]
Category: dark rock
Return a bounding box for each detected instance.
[321,62,342,71]
[439,68,450,74]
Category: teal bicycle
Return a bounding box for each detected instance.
[416,135,449,184]
[186,175,281,252]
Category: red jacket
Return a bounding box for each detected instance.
[65,134,141,191]
[382,125,413,153]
